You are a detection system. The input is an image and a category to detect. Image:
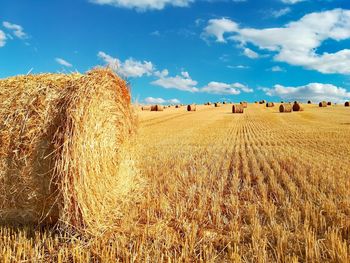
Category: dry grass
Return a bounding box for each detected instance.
[0,68,139,236]
[1,103,350,262]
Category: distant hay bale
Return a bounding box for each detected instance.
[151,105,164,111]
[259,100,266,104]
[175,105,181,108]
[292,102,304,112]
[266,102,275,107]
[327,102,332,106]
[240,101,248,108]
[308,100,312,104]
[187,104,196,111]
[345,101,350,107]
[319,101,327,107]
[232,104,244,113]
[223,101,226,104]
[215,102,221,107]
[0,68,138,235]
[141,105,151,111]
[279,103,292,113]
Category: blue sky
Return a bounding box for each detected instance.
[0,0,350,104]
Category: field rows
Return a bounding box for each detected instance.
[1,103,349,262]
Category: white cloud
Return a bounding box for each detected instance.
[281,0,305,4]
[202,18,238,43]
[2,21,27,39]
[89,0,194,11]
[203,9,350,74]
[271,7,291,18]
[151,71,199,92]
[201,81,252,95]
[243,48,259,59]
[264,83,350,102]
[55,58,73,67]
[144,97,180,104]
[98,51,154,78]
[0,30,6,47]
[269,66,285,72]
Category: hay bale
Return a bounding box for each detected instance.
[327,102,332,106]
[292,102,304,112]
[345,101,350,107]
[232,104,244,113]
[187,104,196,111]
[266,102,275,107]
[308,100,312,104]
[175,105,181,108]
[214,103,221,107]
[259,100,267,104]
[240,102,248,108]
[0,68,138,235]
[279,103,292,113]
[151,105,164,111]
[319,101,327,107]
[141,105,151,111]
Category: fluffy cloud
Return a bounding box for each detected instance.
[202,9,350,74]
[151,71,199,92]
[144,97,180,104]
[55,58,73,67]
[243,48,259,59]
[264,83,350,102]
[3,21,27,39]
[202,18,238,43]
[98,51,154,78]
[89,0,194,11]
[0,30,6,47]
[201,81,252,95]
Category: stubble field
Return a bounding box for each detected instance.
[1,103,349,262]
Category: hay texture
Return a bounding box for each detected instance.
[151,105,164,111]
[319,101,327,107]
[141,105,151,111]
[266,102,275,107]
[187,104,196,111]
[292,102,304,112]
[0,68,138,235]
[240,102,248,108]
[232,104,244,113]
[345,101,350,107]
[279,103,292,113]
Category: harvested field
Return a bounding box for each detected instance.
[1,103,350,262]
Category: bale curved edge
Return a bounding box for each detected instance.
[0,68,139,236]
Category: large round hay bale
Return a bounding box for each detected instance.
[232,104,244,113]
[151,105,164,111]
[259,100,267,104]
[214,103,221,107]
[0,68,138,235]
[141,105,151,111]
[292,102,304,112]
[266,102,275,107]
[345,101,350,107]
[175,105,181,108]
[308,100,312,104]
[279,103,292,113]
[187,104,196,111]
[319,101,327,107]
[240,101,248,108]
[327,102,332,106]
